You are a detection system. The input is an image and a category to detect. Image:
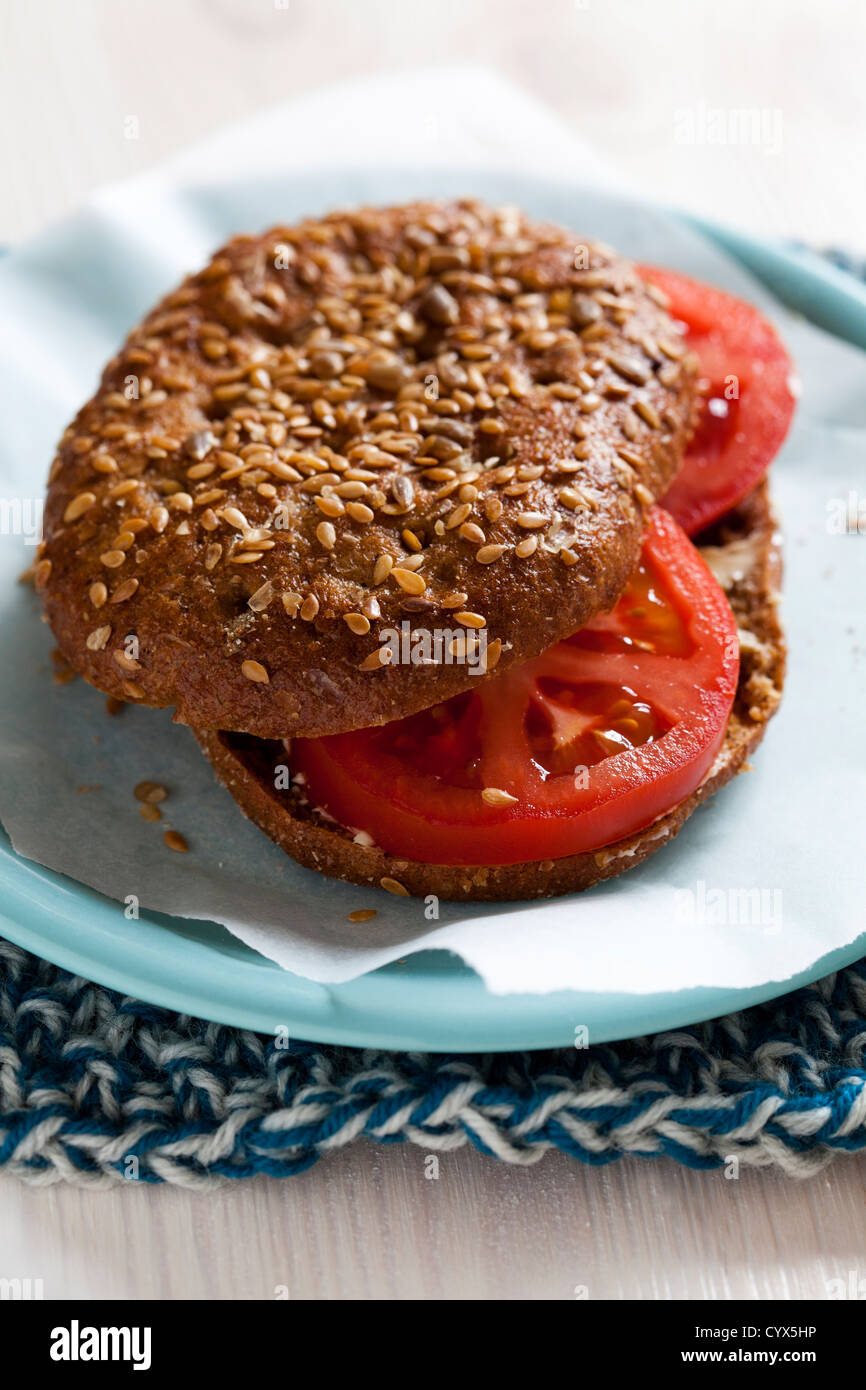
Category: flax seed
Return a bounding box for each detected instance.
[392,567,426,595]
[134,781,168,804]
[380,875,410,896]
[64,491,97,523]
[110,578,139,603]
[359,647,392,671]
[242,659,269,683]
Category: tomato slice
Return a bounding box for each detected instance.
[639,265,796,536]
[292,508,738,866]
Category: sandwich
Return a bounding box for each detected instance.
[37,199,794,901]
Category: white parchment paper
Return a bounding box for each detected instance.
[0,66,864,994]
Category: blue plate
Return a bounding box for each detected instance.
[2,171,865,1050]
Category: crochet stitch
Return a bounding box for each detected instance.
[2,939,866,1186]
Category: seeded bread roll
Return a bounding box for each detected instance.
[195,480,785,901]
[38,199,697,738]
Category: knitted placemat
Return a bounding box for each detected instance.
[2,937,866,1185]
[2,245,865,1188]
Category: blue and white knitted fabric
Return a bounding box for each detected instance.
[2,938,866,1186]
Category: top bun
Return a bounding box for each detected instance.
[39,199,696,738]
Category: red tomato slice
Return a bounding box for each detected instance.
[292,508,739,866]
[639,265,796,536]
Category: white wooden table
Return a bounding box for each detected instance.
[2,0,865,1300]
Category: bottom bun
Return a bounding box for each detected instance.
[194,481,785,902]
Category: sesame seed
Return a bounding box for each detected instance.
[348,909,378,922]
[516,512,548,529]
[113,649,140,672]
[300,594,319,621]
[476,543,507,564]
[121,680,145,700]
[347,502,375,524]
[515,536,537,558]
[380,875,410,896]
[100,550,126,568]
[419,284,459,325]
[139,803,162,823]
[559,487,585,511]
[485,638,503,669]
[455,611,486,628]
[392,567,426,595]
[315,495,344,519]
[634,483,654,506]
[373,554,393,585]
[242,659,270,683]
[607,353,650,385]
[109,479,138,499]
[445,502,472,530]
[344,612,370,635]
[401,528,422,553]
[64,491,97,523]
[110,577,139,604]
[86,625,111,651]
[89,581,108,607]
[459,522,486,544]
[164,830,189,853]
[481,787,518,807]
[359,647,392,671]
[204,543,223,570]
[281,591,303,616]
[316,520,336,550]
[634,398,662,429]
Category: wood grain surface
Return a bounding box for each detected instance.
[1,0,865,1301]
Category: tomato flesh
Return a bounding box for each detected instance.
[292,508,739,866]
[639,265,796,536]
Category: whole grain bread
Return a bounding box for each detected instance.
[194,480,785,901]
[38,199,696,738]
